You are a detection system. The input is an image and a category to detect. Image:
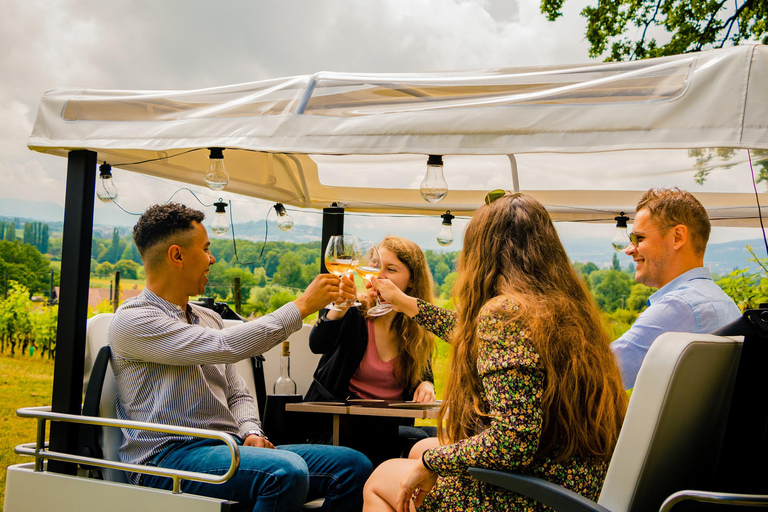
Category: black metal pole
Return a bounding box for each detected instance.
[49,149,97,474]
[320,205,344,274]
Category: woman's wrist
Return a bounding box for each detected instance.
[421,450,435,472]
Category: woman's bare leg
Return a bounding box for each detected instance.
[363,459,421,512]
[408,437,440,459]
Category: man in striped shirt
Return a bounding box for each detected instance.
[109,202,371,511]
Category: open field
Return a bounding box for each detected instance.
[0,352,54,511]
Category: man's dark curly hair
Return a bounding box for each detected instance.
[133,203,205,256]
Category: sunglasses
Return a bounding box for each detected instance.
[628,224,677,247]
[484,189,510,205]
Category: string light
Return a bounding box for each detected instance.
[96,163,118,203]
[437,210,455,246]
[211,199,230,235]
[420,155,448,203]
[612,212,631,251]
[204,147,229,191]
[274,203,294,231]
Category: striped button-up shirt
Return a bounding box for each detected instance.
[108,288,302,484]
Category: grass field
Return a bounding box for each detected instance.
[0,352,55,511]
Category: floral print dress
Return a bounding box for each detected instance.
[414,297,609,511]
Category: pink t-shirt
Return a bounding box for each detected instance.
[348,320,404,401]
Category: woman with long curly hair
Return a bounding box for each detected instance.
[304,236,438,458]
[363,193,628,511]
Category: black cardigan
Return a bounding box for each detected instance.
[304,307,434,403]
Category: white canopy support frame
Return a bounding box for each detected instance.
[28,44,768,225]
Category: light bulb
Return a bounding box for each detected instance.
[437,211,455,246]
[274,203,294,231]
[612,212,631,251]
[96,163,118,203]
[420,155,448,203]
[211,199,229,235]
[204,147,229,191]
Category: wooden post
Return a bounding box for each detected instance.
[113,270,121,312]
[49,269,55,305]
[234,276,242,315]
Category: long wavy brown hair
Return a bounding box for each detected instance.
[441,193,627,461]
[364,236,436,391]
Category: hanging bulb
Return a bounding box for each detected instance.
[204,147,229,191]
[211,199,229,235]
[612,212,631,251]
[274,203,294,231]
[96,162,118,203]
[437,211,455,246]
[420,155,448,203]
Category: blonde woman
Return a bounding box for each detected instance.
[364,193,628,511]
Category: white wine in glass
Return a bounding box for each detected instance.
[324,235,358,311]
[355,240,392,317]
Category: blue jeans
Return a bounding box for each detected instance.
[140,438,372,512]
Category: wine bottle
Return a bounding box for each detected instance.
[273,341,297,395]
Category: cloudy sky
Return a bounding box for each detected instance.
[1,0,762,252]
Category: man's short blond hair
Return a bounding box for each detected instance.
[636,188,710,255]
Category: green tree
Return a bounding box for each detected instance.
[115,259,140,280]
[264,251,281,277]
[440,272,457,299]
[224,267,257,300]
[121,239,142,264]
[4,221,16,241]
[589,269,632,312]
[31,304,58,359]
[269,290,297,311]
[23,222,50,254]
[542,0,768,61]
[95,261,115,278]
[0,281,34,355]
[433,262,451,287]
[0,240,53,295]
[253,267,267,286]
[612,253,622,271]
[626,282,656,311]
[109,228,124,264]
[273,253,308,289]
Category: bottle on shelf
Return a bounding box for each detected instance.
[273,341,297,395]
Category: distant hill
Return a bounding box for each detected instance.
[563,237,767,276]
[5,197,767,276]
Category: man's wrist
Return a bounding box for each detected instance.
[243,429,266,440]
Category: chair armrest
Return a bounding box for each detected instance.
[469,468,612,512]
[660,489,768,511]
[15,405,240,493]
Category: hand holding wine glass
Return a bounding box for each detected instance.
[355,240,393,317]
[324,235,358,311]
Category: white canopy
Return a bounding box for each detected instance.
[28,44,768,225]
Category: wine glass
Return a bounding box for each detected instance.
[324,235,358,311]
[355,240,393,317]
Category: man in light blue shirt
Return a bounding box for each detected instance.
[611,188,741,389]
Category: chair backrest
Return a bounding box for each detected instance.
[230,322,320,415]
[598,332,743,512]
[84,312,127,483]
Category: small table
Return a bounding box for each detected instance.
[286,401,440,446]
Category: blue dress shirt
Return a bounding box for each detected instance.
[610,267,741,389]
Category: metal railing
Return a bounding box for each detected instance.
[15,406,241,494]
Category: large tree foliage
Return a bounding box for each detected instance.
[542,0,768,61]
[0,241,53,296]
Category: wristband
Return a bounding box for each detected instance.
[421,451,434,472]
